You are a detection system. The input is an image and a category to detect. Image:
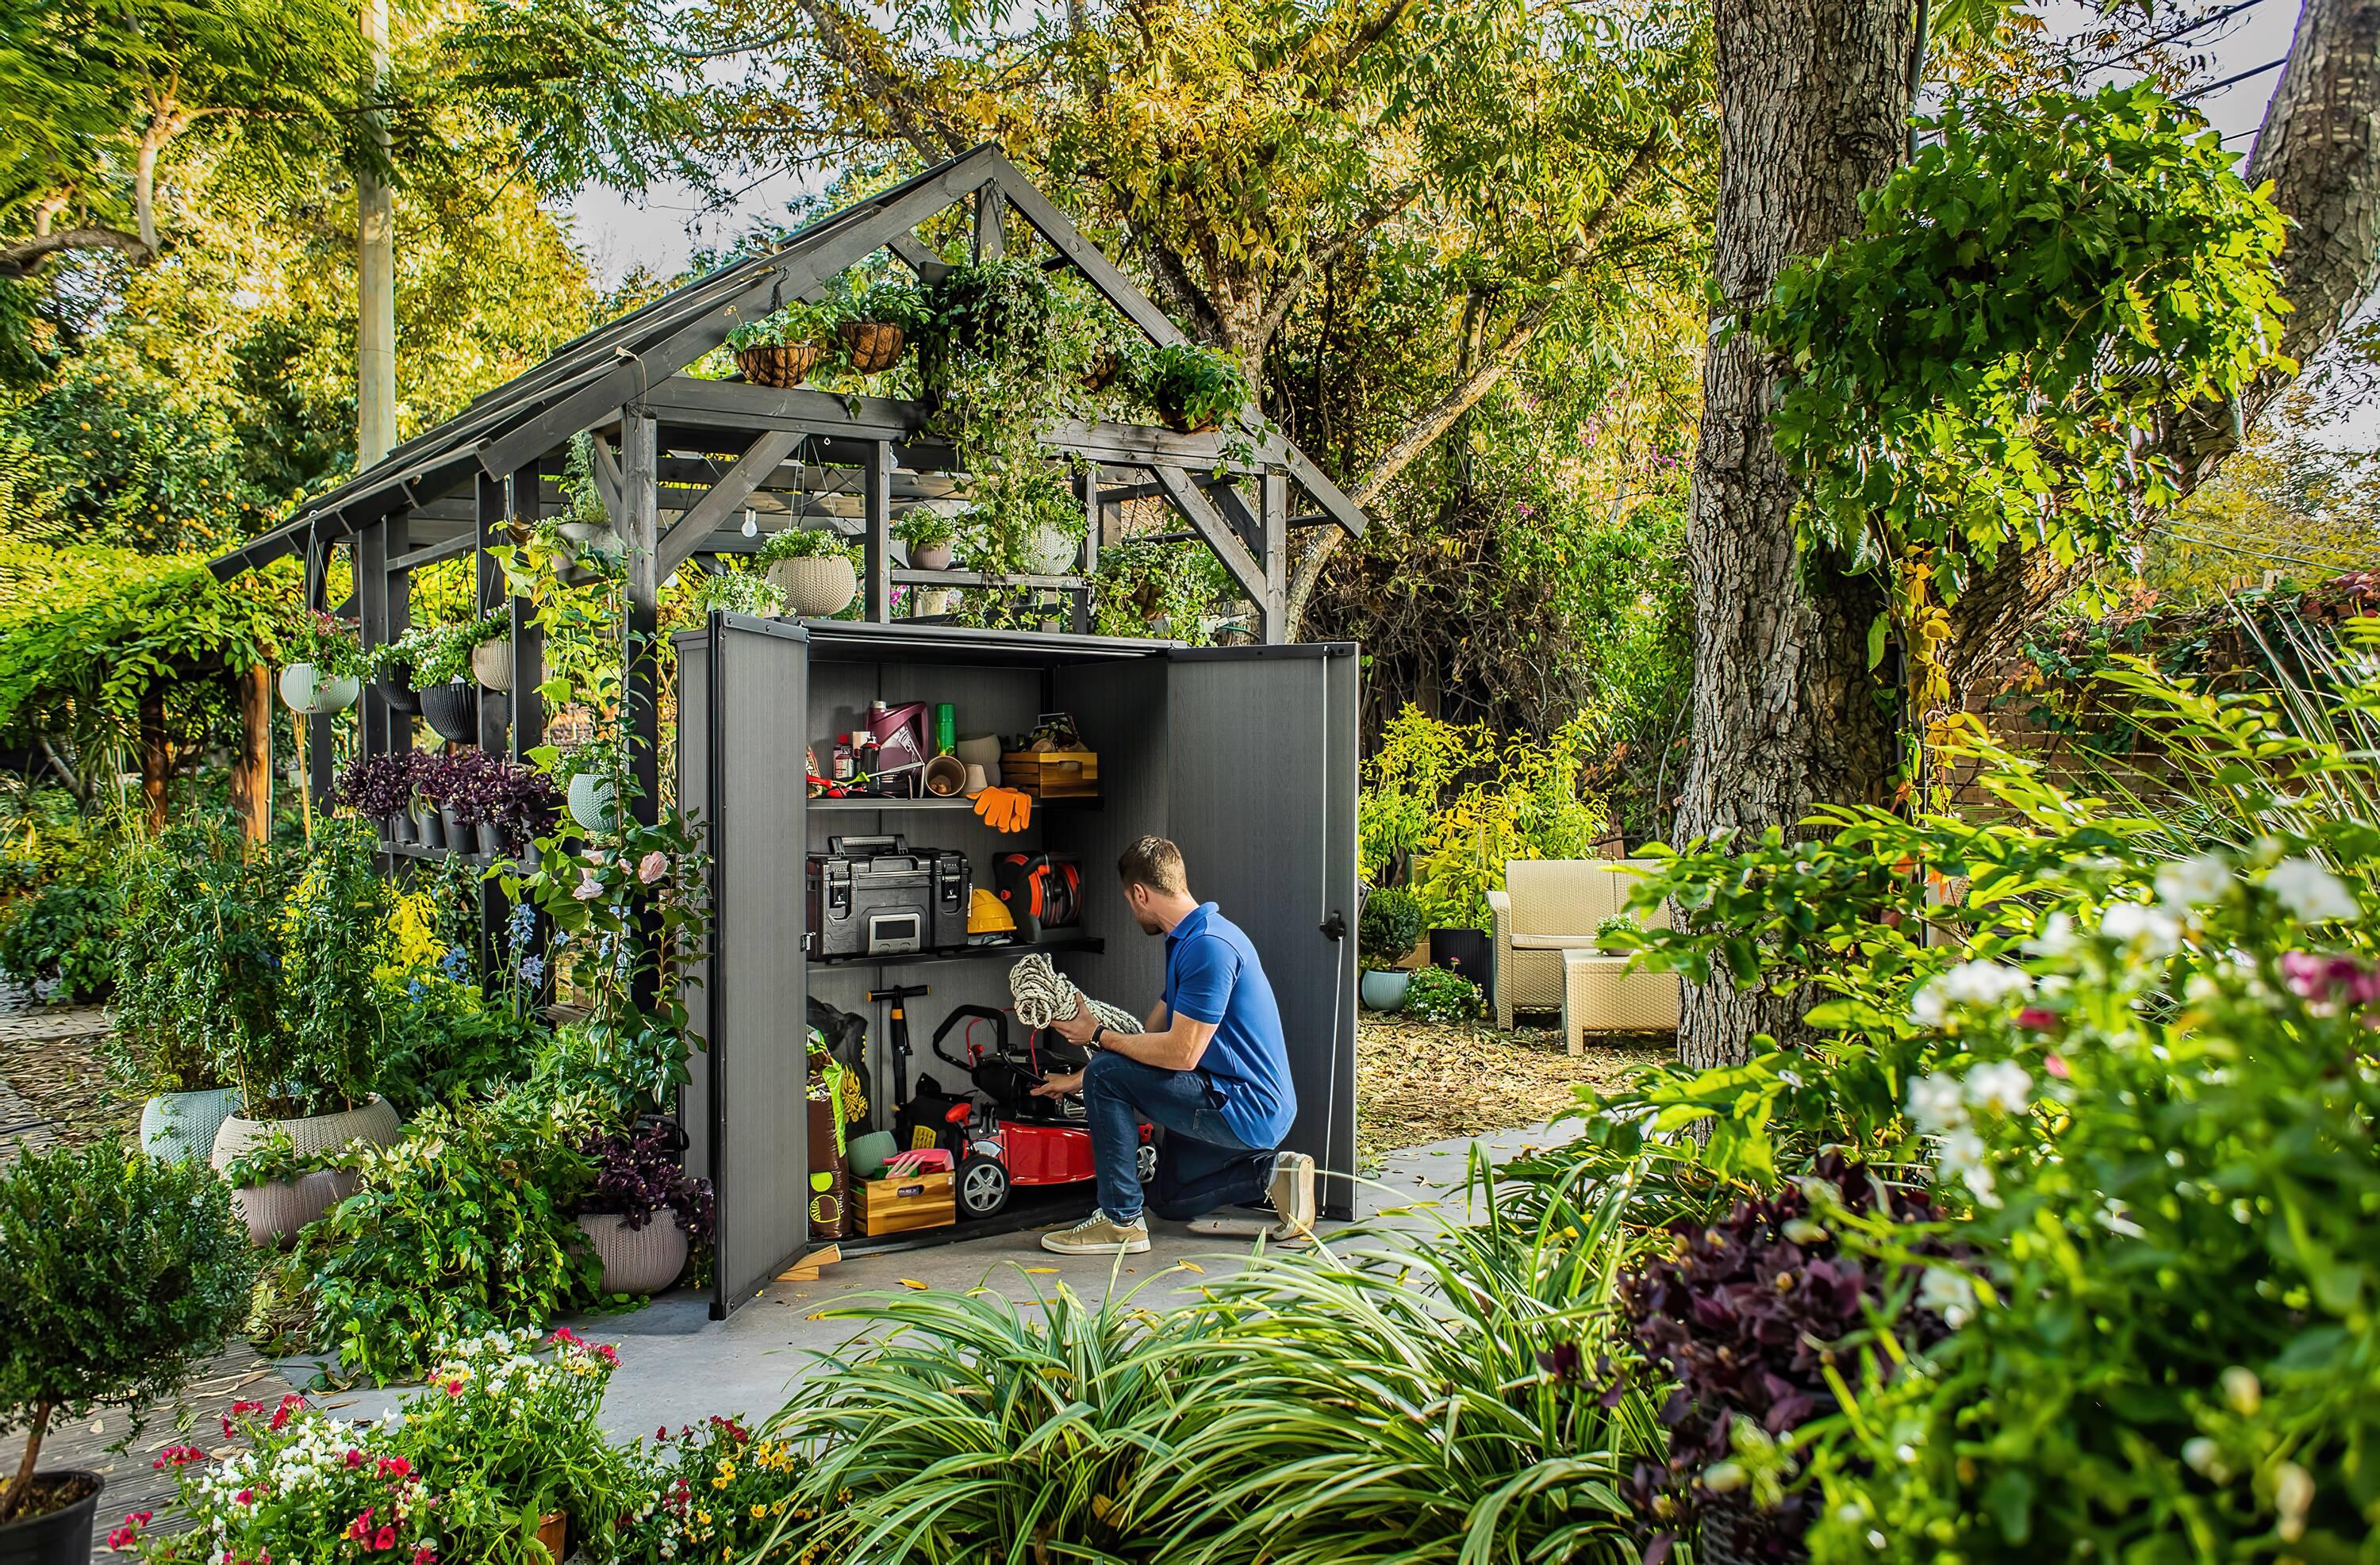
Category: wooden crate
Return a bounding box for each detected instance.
[1000,749,1100,799]
[855,1170,957,1235]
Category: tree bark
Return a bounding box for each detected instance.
[228,663,272,850]
[140,686,171,831]
[1670,0,1913,1069]
[0,1399,51,1522]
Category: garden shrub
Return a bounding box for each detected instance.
[298,1087,606,1383]
[0,861,121,1002]
[1402,964,1484,1024]
[1528,625,2380,1559]
[111,821,281,1094]
[377,972,550,1115]
[0,1145,253,1521]
[1355,885,1423,970]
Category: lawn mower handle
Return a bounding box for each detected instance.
[930,1004,1009,1071]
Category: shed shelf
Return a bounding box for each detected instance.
[806,934,1104,971]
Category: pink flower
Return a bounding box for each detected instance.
[574,869,604,900]
[413,1548,438,1565]
[638,850,666,884]
[593,1342,619,1366]
[374,1526,398,1551]
[445,1379,464,1396]
[550,1326,582,1345]
[153,1444,205,1469]
[234,1489,254,1506]
[346,1509,376,1542]
[2043,1053,2071,1080]
[2016,1007,2058,1032]
[376,1456,412,1479]
[346,1449,365,1468]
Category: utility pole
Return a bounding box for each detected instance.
[357,0,396,466]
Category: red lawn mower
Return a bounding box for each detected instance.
[898,1004,1155,1220]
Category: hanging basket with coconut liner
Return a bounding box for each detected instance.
[1157,401,1220,435]
[838,320,907,374]
[1081,351,1123,393]
[736,342,824,389]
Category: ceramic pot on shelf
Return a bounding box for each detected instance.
[415,806,446,850]
[766,555,858,618]
[440,806,470,847]
[138,1085,242,1163]
[1027,524,1081,574]
[910,541,954,572]
[279,665,360,715]
[578,1213,689,1295]
[476,821,506,857]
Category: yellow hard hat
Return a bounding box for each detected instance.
[969,887,1017,934]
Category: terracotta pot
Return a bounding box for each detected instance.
[1155,397,1220,435]
[211,1096,402,1172]
[537,1511,568,1563]
[232,1168,359,1247]
[421,681,478,744]
[736,342,823,389]
[278,665,359,715]
[837,320,906,374]
[471,638,513,692]
[766,555,858,618]
[567,774,616,833]
[0,1468,102,1564]
[578,1213,689,1295]
[139,1086,241,1163]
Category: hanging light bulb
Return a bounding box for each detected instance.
[741,506,758,539]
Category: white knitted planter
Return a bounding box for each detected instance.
[578,1213,690,1295]
[232,1170,360,1247]
[278,665,360,715]
[766,556,858,618]
[139,1087,242,1163]
[211,1096,402,1171]
[471,639,513,692]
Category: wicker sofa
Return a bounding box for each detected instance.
[1486,859,1679,1050]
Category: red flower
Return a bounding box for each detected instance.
[444,1380,463,1397]
[234,1488,254,1506]
[412,1548,438,1565]
[346,1508,376,1542]
[550,1326,582,1346]
[376,1456,412,1480]
[593,1342,619,1366]
[374,1526,398,1551]
[2015,1007,2059,1032]
[267,1406,291,1431]
[152,1444,206,1469]
[346,1448,366,1468]
[230,1400,265,1417]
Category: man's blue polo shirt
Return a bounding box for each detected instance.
[1161,902,1296,1148]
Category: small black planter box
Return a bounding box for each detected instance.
[1430,927,1495,1011]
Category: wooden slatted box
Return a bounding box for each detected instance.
[1000,749,1100,798]
[855,1170,958,1235]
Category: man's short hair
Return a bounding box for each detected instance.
[1117,834,1188,896]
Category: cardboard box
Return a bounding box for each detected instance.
[856,1169,957,1235]
[1000,749,1099,799]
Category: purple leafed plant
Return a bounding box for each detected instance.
[333,752,424,819]
[1615,1153,1966,1560]
[580,1120,714,1242]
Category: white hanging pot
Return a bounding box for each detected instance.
[1027,524,1081,574]
[568,773,618,832]
[766,556,858,618]
[471,638,513,692]
[279,664,359,715]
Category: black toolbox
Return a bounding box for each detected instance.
[806,834,973,957]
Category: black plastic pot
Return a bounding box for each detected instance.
[374,661,420,714]
[420,681,478,743]
[440,806,470,846]
[415,807,446,850]
[1429,928,1495,1011]
[0,1468,103,1564]
[476,821,506,857]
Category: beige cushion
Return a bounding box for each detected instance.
[1503,860,1617,933]
[1511,932,1601,951]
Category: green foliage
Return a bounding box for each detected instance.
[1755,84,2292,603]
[618,1416,811,1565]
[0,1145,252,1491]
[0,857,121,1001]
[1401,964,1484,1024]
[388,612,507,686]
[723,298,843,353]
[377,972,550,1116]
[273,817,396,1115]
[111,821,277,1094]
[891,506,957,550]
[1128,340,1250,431]
[750,527,858,567]
[297,1087,606,1385]
[685,566,786,619]
[1091,535,1234,642]
[1356,886,1423,971]
[762,1191,1664,1563]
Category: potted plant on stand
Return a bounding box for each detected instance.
[111,826,274,1162]
[209,819,405,1168]
[0,1144,251,1563]
[727,298,841,388]
[468,614,514,692]
[575,1121,714,1295]
[478,758,561,859]
[754,527,860,618]
[894,507,959,572]
[278,609,364,715]
[1129,341,1250,435]
[833,274,928,375]
[1357,887,1425,1013]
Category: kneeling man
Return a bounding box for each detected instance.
[1033,834,1316,1255]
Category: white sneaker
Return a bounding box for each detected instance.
[1040,1210,1151,1255]
[1268,1151,1317,1238]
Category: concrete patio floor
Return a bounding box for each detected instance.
[297,1118,1560,1440]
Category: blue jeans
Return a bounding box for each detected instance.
[1081,1049,1273,1225]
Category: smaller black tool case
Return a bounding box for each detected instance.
[806,834,973,957]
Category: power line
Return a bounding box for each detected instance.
[2086,0,2267,73]
[2155,524,2360,573]
[2181,55,2287,102]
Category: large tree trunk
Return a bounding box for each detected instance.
[1671,0,1913,1069]
[139,687,170,830]
[228,664,272,850]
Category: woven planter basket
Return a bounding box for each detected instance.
[1697,1492,1810,1565]
[421,681,479,743]
[212,1096,402,1171]
[766,555,858,618]
[232,1169,359,1247]
[736,342,824,388]
[578,1213,689,1295]
[140,1087,242,1163]
[471,639,513,692]
[837,320,907,374]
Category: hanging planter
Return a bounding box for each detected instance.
[471,638,513,692]
[372,660,420,713]
[278,664,359,715]
[421,681,479,744]
[1135,342,1250,436]
[837,320,907,374]
[568,773,618,833]
[735,341,823,389]
[768,555,858,616]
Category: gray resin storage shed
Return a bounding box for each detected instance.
[678,616,1358,1316]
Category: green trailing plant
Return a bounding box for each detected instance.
[294,1087,608,1385]
[0,858,121,1003]
[892,507,958,551]
[1128,339,1250,432]
[109,821,278,1095]
[1357,886,1423,971]
[687,567,786,618]
[751,527,858,568]
[724,297,843,353]
[221,1128,347,1189]
[270,817,396,1117]
[1402,964,1484,1025]
[0,1144,253,1523]
[290,608,367,681]
[1091,534,1234,641]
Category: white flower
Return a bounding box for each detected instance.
[2100,899,2183,957]
[2033,911,2079,957]
[1963,1061,2033,1117]
[1936,1126,1998,1206]
[1910,960,2033,1027]
[2155,853,2233,912]
[2276,1460,2314,1542]
[2265,857,2359,924]
[2181,1437,2225,1479]
[1917,1266,1976,1328]
[1907,1072,1968,1133]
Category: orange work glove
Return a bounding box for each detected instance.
[972,786,1032,833]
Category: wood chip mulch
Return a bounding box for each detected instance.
[0,1003,136,1160]
[1354,1015,1670,1172]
